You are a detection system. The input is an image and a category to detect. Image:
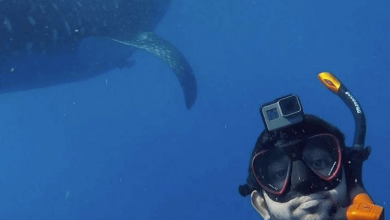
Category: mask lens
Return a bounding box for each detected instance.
[252,149,291,195]
[302,134,341,180]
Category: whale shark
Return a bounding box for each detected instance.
[0,0,197,109]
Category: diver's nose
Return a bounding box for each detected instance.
[290,160,314,192]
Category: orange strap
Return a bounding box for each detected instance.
[346,193,384,220]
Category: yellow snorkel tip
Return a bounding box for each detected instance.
[317,72,341,94]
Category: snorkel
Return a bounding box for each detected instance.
[318,72,366,149]
[318,72,384,220]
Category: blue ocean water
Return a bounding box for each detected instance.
[0,0,389,219]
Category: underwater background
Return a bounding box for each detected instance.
[0,0,388,219]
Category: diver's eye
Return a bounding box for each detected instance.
[313,159,324,167]
[276,170,287,178]
[310,158,331,169]
[267,154,290,181]
[272,169,287,180]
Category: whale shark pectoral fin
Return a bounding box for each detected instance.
[111,32,197,109]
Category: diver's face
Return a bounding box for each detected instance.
[251,169,348,220]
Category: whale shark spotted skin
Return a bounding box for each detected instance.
[0,0,197,109]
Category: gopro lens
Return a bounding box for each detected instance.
[279,96,301,116]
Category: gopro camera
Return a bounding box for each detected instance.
[260,94,304,131]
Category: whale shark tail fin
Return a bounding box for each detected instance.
[111,32,197,110]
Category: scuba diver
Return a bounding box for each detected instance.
[238,72,384,220]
